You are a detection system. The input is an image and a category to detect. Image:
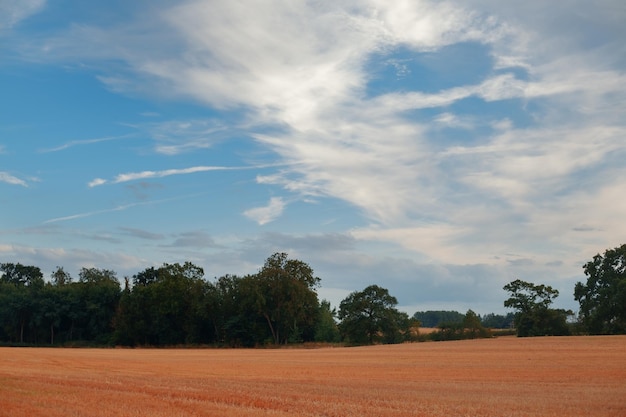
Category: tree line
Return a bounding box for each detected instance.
[1,244,624,346]
[0,253,417,347]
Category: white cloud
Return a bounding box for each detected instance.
[9,0,625,302]
[0,0,46,31]
[0,172,28,187]
[244,197,286,225]
[89,165,255,187]
[88,178,107,188]
[39,134,135,153]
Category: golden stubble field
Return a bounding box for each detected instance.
[1,336,625,417]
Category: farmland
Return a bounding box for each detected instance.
[1,336,625,417]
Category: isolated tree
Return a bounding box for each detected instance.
[338,285,409,345]
[503,279,570,337]
[575,244,626,334]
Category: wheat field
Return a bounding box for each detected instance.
[1,336,625,417]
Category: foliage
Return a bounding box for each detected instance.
[314,300,341,343]
[412,310,464,328]
[114,262,214,346]
[480,312,515,329]
[503,279,571,337]
[338,285,414,345]
[251,253,320,344]
[575,243,626,334]
[428,310,492,341]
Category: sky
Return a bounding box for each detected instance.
[1,0,625,315]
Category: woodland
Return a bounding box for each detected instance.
[1,244,624,347]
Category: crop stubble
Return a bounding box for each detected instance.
[0,336,625,417]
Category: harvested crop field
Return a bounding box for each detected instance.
[1,336,625,417]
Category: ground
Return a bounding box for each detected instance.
[1,336,625,416]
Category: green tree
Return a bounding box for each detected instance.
[251,253,320,344]
[51,266,72,286]
[338,285,409,345]
[214,273,270,346]
[462,309,491,339]
[0,263,45,343]
[314,300,340,343]
[481,312,515,329]
[575,244,626,334]
[412,310,464,328]
[503,279,571,337]
[75,267,121,344]
[115,262,215,346]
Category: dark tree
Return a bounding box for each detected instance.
[575,244,626,334]
[75,267,121,344]
[252,253,320,344]
[115,262,215,346]
[412,310,464,328]
[481,312,515,329]
[314,300,340,343]
[503,279,571,337]
[0,263,45,343]
[338,285,410,345]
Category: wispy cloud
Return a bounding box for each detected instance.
[0,172,28,187]
[9,0,625,308]
[0,0,46,31]
[43,194,204,224]
[39,134,136,153]
[244,197,286,225]
[89,164,274,187]
[170,231,218,248]
[119,227,165,240]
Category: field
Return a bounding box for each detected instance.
[1,336,625,417]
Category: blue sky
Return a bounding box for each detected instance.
[1,0,625,315]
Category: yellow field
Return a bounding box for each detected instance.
[1,336,625,417]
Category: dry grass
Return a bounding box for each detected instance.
[417,327,439,334]
[1,336,625,417]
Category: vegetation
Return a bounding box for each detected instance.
[428,309,492,341]
[337,284,416,345]
[503,279,572,337]
[575,243,626,334]
[412,310,465,327]
[0,254,338,347]
[2,243,625,346]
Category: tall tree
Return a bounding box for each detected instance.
[314,300,340,343]
[503,279,571,337]
[338,285,410,345]
[252,253,321,344]
[1,263,44,288]
[76,267,121,344]
[0,263,45,343]
[575,244,626,334]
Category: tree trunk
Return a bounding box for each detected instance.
[263,313,278,344]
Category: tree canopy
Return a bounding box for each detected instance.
[575,243,626,334]
[503,279,571,337]
[338,284,414,345]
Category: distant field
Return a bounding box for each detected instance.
[1,336,625,417]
